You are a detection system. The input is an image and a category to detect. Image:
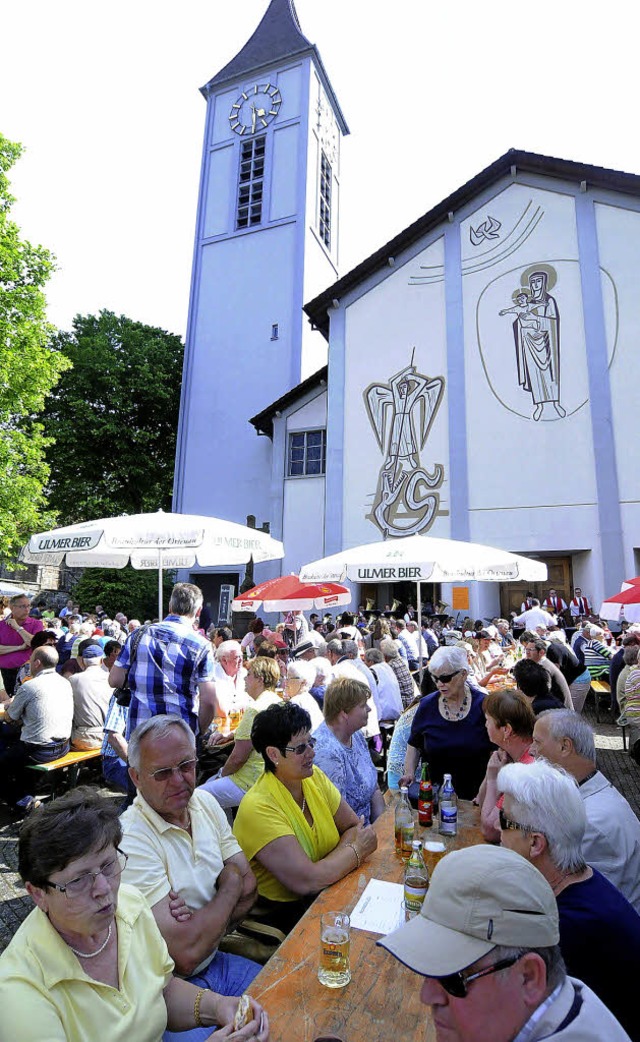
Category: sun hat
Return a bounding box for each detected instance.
[377,845,558,976]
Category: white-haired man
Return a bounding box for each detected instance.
[532,708,640,912]
[379,844,630,1041]
[498,759,640,1040]
[109,582,217,738]
[121,715,260,1042]
[212,640,250,722]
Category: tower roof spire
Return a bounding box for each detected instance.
[202,0,312,93]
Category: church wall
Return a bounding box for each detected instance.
[282,476,326,573]
[326,171,640,611]
[338,236,450,550]
[460,182,598,540]
[594,201,640,574]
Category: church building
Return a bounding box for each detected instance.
[175,0,640,622]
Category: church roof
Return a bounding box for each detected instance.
[201,0,348,132]
[304,148,640,337]
[249,364,327,437]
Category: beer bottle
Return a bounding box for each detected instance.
[404,839,429,915]
[417,762,433,827]
[394,786,414,860]
[439,773,458,836]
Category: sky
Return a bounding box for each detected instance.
[2,0,638,339]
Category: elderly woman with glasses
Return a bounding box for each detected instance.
[398,646,493,800]
[0,788,269,1042]
[233,701,377,933]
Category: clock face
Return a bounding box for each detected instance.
[229,83,282,135]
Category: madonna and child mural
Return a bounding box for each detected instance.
[477,261,618,421]
[499,269,565,421]
[363,354,446,538]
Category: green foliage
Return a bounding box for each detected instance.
[71,566,176,621]
[0,134,70,559]
[42,310,184,525]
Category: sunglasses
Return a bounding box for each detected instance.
[498,809,537,834]
[436,953,524,998]
[430,669,462,684]
[284,736,317,756]
[147,758,197,783]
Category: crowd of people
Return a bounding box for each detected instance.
[0,582,639,1040]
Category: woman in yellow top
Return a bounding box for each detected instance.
[0,787,269,1042]
[200,657,282,810]
[233,701,377,933]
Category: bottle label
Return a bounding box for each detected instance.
[440,805,457,834]
[404,879,428,912]
[418,796,433,826]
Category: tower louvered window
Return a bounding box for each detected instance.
[236,136,266,229]
[319,151,332,248]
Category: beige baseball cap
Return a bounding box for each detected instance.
[378,845,559,976]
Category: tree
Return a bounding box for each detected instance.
[71,566,176,621]
[0,134,70,559]
[42,310,184,524]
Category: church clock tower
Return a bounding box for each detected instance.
[173,0,347,548]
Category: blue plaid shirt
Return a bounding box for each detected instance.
[116,615,216,737]
[101,693,128,759]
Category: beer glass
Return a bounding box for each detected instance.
[422,840,447,877]
[318,912,351,988]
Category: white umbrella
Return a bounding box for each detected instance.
[300,534,547,669]
[20,510,285,618]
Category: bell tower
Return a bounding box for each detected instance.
[173,0,347,534]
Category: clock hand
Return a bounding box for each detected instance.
[251,105,256,133]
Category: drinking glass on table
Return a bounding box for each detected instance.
[318,912,351,988]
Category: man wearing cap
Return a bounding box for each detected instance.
[290,638,318,662]
[379,844,631,1041]
[69,642,113,750]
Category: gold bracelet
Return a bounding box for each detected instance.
[193,987,206,1028]
[346,841,361,868]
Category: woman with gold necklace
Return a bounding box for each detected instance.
[399,646,493,800]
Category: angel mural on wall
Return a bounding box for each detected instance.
[499,267,566,421]
[363,353,445,538]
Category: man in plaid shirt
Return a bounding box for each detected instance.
[110,582,217,738]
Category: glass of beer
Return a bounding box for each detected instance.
[422,840,447,877]
[318,912,351,988]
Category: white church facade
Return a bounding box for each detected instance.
[175,0,640,622]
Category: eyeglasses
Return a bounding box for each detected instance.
[430,669,462,684]
[436,952,525,998]
[499,809,537,834]
[284,736,317,756]
[44,850,128,899]
[147,757,197,783]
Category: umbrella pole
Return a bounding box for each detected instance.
[158,549,163,620]
[417,580,423,677]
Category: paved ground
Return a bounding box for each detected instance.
[1,702,638,955]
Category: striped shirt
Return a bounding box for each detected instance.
[582,639,613,680]
[116,615,215,737]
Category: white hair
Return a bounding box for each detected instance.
[537,708,596,762]
[428,645,470,675]
[586,624,604,639]
[128,715,195,771]
[547,630,567,645]
[379,637,399,660]
[216,640,242,661]
[313,656,333,683]
[286,658,317,689]
[497,760,587,873]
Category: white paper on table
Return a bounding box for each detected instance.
[349,878,406,935]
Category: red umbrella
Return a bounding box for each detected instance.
[621,577,640,591]
[232,574,352,613]
[599,584,640,623]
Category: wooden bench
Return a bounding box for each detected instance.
[27,748,102,797]
[590,678,611,722]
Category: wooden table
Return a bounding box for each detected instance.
[250,802,482,1042]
